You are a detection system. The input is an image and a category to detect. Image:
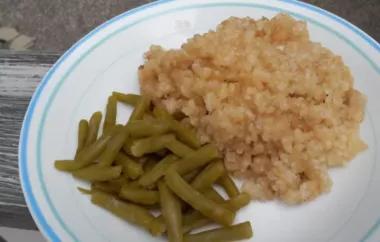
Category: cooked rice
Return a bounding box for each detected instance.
[138,14,367,204]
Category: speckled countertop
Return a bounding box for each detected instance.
[0,0,379,51]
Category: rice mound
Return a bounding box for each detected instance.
[138,14,367,204]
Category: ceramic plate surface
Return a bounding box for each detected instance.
[19,0,380,241]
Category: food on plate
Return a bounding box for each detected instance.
[138,13,368,203]
[54,92,253,242]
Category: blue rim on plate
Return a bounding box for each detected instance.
[19,0,380,241]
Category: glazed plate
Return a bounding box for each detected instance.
[19,0,380,241]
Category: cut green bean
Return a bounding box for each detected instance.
[54,160,76,172]
[184,221,253,242]
[103,96,117,134]
[76,120,89,155]
[112,92,141,106]
[166,139,194,158]
[130,134,176,157]
[150,216,167,237]
[158,182,182,242]
[119,185,159,205]
[138,155,178,187]
[127,120,169,138]
[97,126,129,167]
[152,106,172,120]
[77,187,92,195]
[74,125,122,170]
[182,169,200,183]
[168,144,219,176]
[170,119,201,149]
[191,160,225,191]
[85,111,102,146]
[72,165,122,181]
[128,180,141,188]
[115,153,144,179]
[143,157,159,173]
[91,191,157,232]
[123,138,134,155]
[218,174,240,198]
[202,187,225,203]
[92,181,122,194]
[127,96,149,124]
[165,170,235,226]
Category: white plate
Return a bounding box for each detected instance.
[19,0,380,241]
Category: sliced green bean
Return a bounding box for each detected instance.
[122,138,134,155]
[97,126,129,167]
[76,120,89,155]
[182,169,200,183]
[85,111,102,146]
[119,185,159,205]
[91,191,157,232]
[77,187,92,195]
[128,180,142,188]
[54,160,76,171]
[130,134,176,157]
[103,96,117,134]
[115,153,144,179]
[127,96,149,124]
[74,125,122,169]
[152,106,172,120]
[138,155,178,187]
[150,216,167,237]
[184,221,253,242]
[191,160,225,191]
[112,92,141,106]
[158,182,182,242]
[143,157,159,173]
[92,181,122,194]
[202,187,225,203]
[127,120,169,138]
[168,144,219,176]
[142,113,155,122]
[166,139,194,158]
[72,165,122,181]
[170,119,201,149]
[218,174,240,198]
[165,170,235,226]
[182,193,250,234]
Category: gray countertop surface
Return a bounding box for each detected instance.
[0,0,379,232]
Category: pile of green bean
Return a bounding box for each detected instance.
[55,92,253,242]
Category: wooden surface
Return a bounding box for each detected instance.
[0,0,379,232]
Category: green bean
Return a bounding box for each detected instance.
[168,144,219,176]
[115,153,144,179]
[73,125,122,169]
[143,157,159,173]
[54,160,76,171]
[182,193,251,234]
[142,113,156,122]
[127,120,169,138]
[92,181,122,194]
[191,160,225,191]
[158,182,182,242]
[127,96,149,124]
[128,180,141,188]
[166,139,194,158]
[119,185,159,205]
[138,155,178,187]
[165,170,235,226]
[170,119,201,149]
[97,126,129,167]
[202,187,225,203]
[103,96,117,134]
[184,221,253,242]
[76,120,89,155]
[122,138,134,155]
[85,111,102,146]
[130,134,176,157]
[91,190,157,232]
[218,174,240,198]
[72,165,122,181]
[152,106,172,120]
[77,187,92,195]
[182,169,200,183]
[150,216,167,237]
[112,92,141,106]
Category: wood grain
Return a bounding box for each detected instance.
[0,50,59,230]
